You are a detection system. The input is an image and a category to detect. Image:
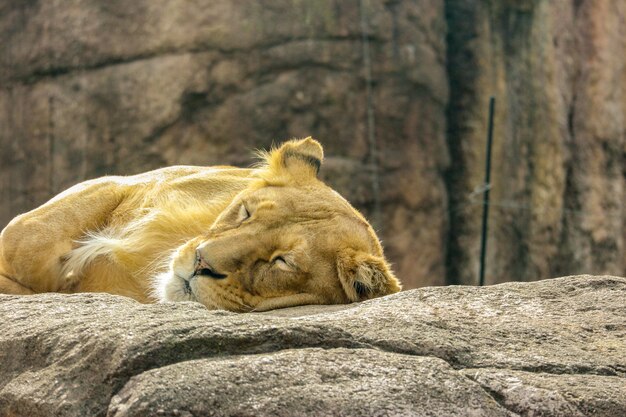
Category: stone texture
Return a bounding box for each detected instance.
[108,350,508,417]
[461,369,626,417]
[446,0,626,285]
[0,275,624,416]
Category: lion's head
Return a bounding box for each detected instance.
[156,138,401,311]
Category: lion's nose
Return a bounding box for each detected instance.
[194,249,228,279]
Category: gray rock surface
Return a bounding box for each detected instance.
[0,275,624,416]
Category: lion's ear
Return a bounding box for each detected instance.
[337,249,402,302]
[264,137,324,183]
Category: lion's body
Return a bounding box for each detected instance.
[1,166,252,301]
[0,139,401,311]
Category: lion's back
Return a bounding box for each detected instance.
[64,166,257,297]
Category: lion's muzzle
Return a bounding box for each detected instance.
[194,249,227,279]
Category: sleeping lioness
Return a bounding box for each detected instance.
[0,138,400,311]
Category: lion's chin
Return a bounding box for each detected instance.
[153,272,233,311]
[152,272,199,304]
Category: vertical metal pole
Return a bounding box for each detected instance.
[479,96,495,286]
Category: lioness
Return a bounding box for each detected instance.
[0,138,400,311]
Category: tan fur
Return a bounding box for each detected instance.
[0,138,401,311]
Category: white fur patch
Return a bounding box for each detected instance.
[151,271,173,302]
[61,231,122,278]
[151,271,198,303]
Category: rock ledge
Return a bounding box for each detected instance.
[1,275,625,416]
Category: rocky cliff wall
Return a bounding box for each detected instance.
[1,0,624,288]
[446,0,626,284]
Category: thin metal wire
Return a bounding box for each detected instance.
[453,197,625,219]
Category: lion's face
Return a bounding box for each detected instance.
[155,138,401,311]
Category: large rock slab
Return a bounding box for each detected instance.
[0,275,624,416]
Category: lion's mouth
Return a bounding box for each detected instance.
[183,278,193,294]
[194,267,227,279]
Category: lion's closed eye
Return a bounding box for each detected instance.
[272,256,292,272]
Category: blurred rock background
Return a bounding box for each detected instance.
[0,0,624,289]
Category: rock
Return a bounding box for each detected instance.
[461,369,626,417]
[0,275,624,416]
[446,0,626,284]
[108,351,509,417]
